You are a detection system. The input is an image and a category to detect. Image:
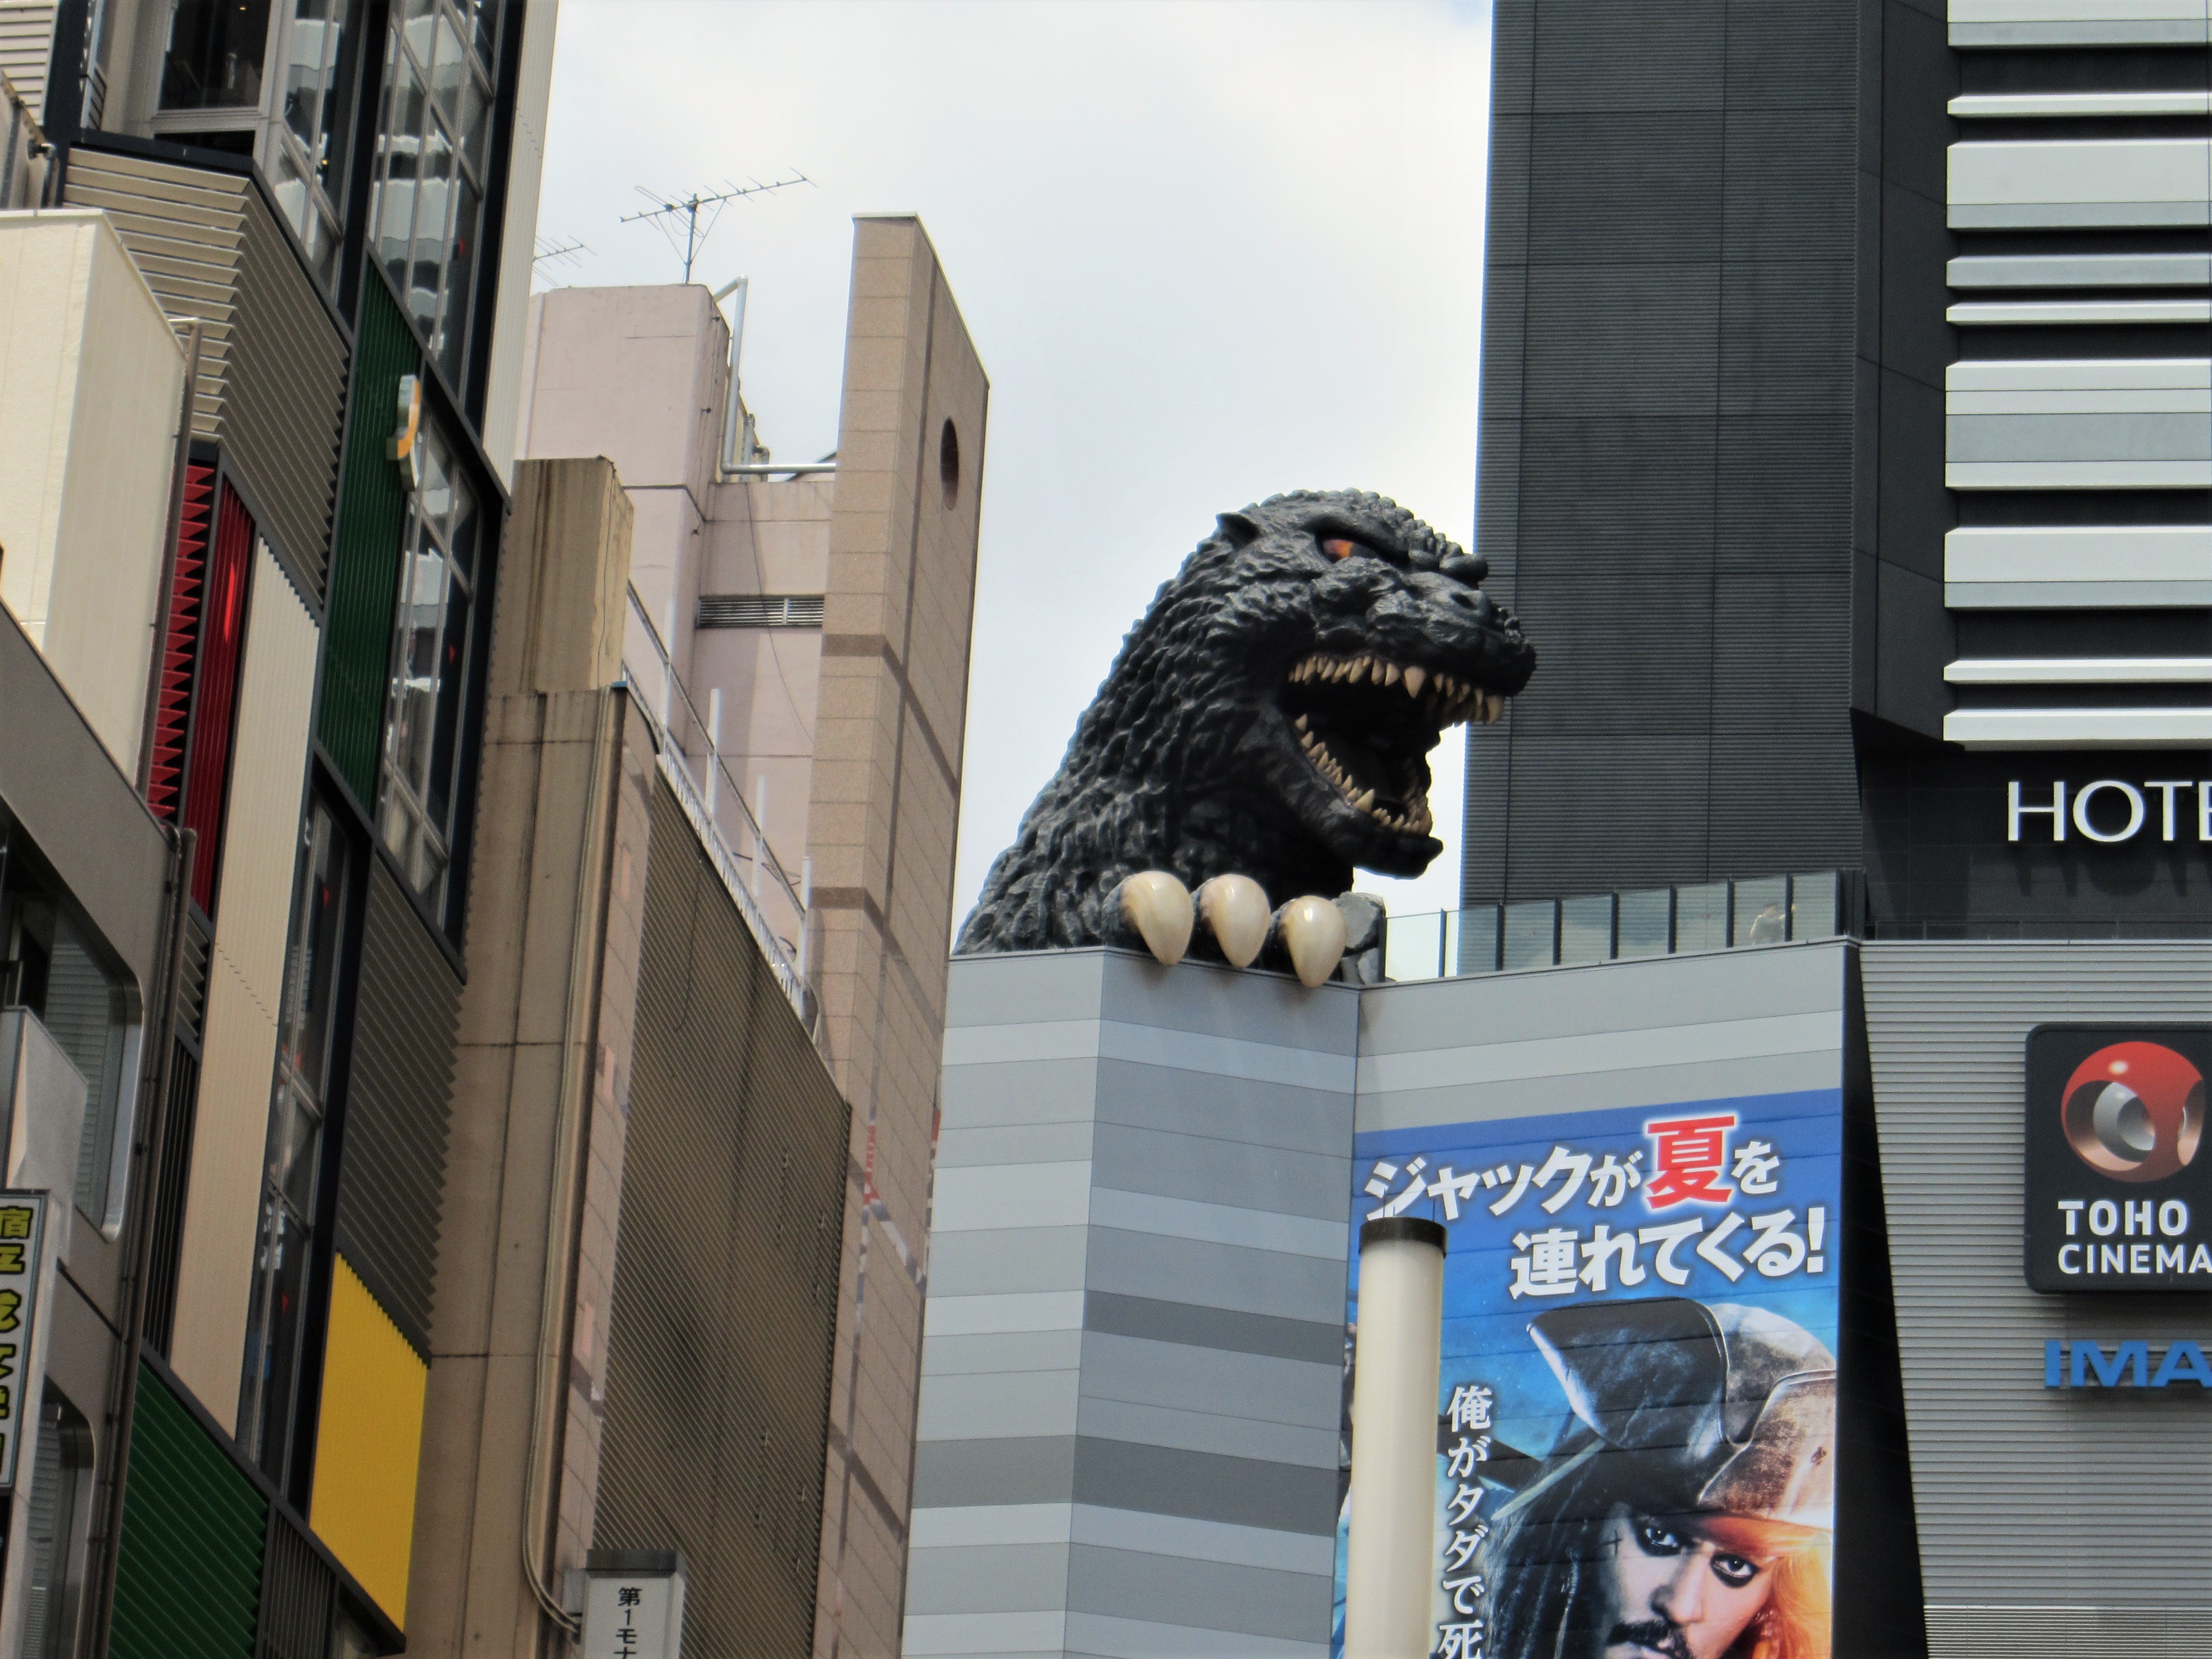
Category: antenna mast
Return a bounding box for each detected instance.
[620,172,811,282]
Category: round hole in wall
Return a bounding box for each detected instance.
[938,418,961,509]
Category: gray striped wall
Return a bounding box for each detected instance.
[909,950,1356,1659]
[1862,942,2212,1657]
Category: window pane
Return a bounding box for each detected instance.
[238,1198,315,1479]
[428,8,467,127]
[459,64,491,175]
[1734,876,1788,947]
[1790,872,1839,939]
[1676,883,1728,953]
[409,113,455,332]
[378,45,427,296]
[44,918,128,1224]
[1503,900,1556,971]
[265,1076,321,1217]
[1384,910,1444,985]
[1451,905,1500,975]
[278,806,349,1094]
[425,581,469,830]
[391,531,450,794]
[461,0,497,67]
[1616,889,1672,959]
[160,0,274,109]
[435,171,480,383]
[281,0,339,154]
[1559,894,1613,966]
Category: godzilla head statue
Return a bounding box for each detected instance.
[956,489,1535,966]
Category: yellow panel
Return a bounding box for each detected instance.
[311,1255,428,1624]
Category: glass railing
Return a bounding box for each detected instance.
[1384,872,1852,984]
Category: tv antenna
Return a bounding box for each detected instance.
[621,172,811,283]
[532,236,589,276]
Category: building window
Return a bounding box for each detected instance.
[152,0,365,289]
[367,0,500,384]
[238,800,351,1484]
[376,416,479,922]
[0,840,144,1238]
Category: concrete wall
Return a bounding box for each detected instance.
[0,208,182,777]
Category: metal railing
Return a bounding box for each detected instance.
[620,587,816,1031]
[1384,871,1855,984]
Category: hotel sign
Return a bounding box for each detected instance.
[2025,1026,2212,1292]
[2007,779,2212,843]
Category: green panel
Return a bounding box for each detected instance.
[319,272,419,804]
[111,1365,267,1659]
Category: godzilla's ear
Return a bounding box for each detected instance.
[1215,511,1261,548]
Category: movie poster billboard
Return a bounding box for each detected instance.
[1335,1087,1842,1659]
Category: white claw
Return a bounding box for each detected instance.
[1197,874,1271,968]
[1118,870,1194,967]
[1276,895,1349,989]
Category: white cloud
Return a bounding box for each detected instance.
[538,0,1496,936]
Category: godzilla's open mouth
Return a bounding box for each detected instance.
[1277,652,1509,837]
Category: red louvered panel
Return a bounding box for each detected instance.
[145,465,215,822]
[181,483,254,914]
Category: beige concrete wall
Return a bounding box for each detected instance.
[807,214,988,1659]
[0,208,182,777]
[409,460,650,1658]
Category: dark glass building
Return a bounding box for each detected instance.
[1464,0,2211,940]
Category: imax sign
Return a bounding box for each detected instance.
[2007,780,2212,844]
[2044,1338,2212,1390]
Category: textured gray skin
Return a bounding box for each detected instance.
[956,490,1536,957]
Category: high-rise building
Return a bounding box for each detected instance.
[0,0,558,1651]
[496,216,989,1657]
[1464,0,2209,938]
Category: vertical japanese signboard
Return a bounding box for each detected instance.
[581,1562,685,1659]
[1338,1092,1841,1659]
[0,1192,45,1490]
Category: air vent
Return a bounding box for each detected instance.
[696,594,825,630]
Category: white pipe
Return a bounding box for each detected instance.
[659,597,677,727]
[796,855,813,980]
[752,773,769,901]
[706,688,723,830]
[1344,1217,1447,1659]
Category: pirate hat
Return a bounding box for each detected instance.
[1524,1297,1836,1531]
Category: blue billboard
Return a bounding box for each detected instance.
[1338,1086,1843,1659]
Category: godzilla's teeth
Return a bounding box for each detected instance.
[1403,666,1425,698]
[1354,788,1375,812]
[1293,713,1309,733]
[1383,664,1401,687]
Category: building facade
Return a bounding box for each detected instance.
[503,217,989,1657]
[1463,0,2210,940]
[0,0,557,1650]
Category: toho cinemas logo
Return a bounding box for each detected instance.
[2025,1027,2212,1294]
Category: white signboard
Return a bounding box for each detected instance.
[581,1563,685,1659]
[0,1193,46,1490]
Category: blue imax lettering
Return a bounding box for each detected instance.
[2007,779,2212,844]
[2044,1339,2212,1390]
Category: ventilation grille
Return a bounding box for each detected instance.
[696,593,825,629]
[257,1507,335,1659]
[141,1041,199,1358]
[330,864,459,1358]
[147,466,214,823]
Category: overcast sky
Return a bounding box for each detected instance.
[536,0,1496,928]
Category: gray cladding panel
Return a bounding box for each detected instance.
[904,1544,1071,1616]
[912,1436,1079,1510]
[1084,1227,1350,1326]
[938,1120,1096,1168]
[941,1055,1099,1130]
[1064,1545,1331,1644]
[1096,951,1360,1056]
[1071,1437,1339,1537]
[1075,1395,1339,1469]
[930,1227,1091,1296]
[1861,943,2212,1609]
[1084,1291,1342,1366]
[1077,1332,1340,1433]
[1093,1058,1352,1158]
[947,948,1106,1028]
[1087,1120,1348,1223]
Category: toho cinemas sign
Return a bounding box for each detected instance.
[2025,1026,2212,1293]
[2007,780,2212,844]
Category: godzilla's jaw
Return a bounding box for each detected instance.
[1264,651,1514,877]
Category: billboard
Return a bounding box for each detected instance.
[2023,1024,2212,1292]
[1339,1088,1842,1659]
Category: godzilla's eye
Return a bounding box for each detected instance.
[1321,538,1358,561]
